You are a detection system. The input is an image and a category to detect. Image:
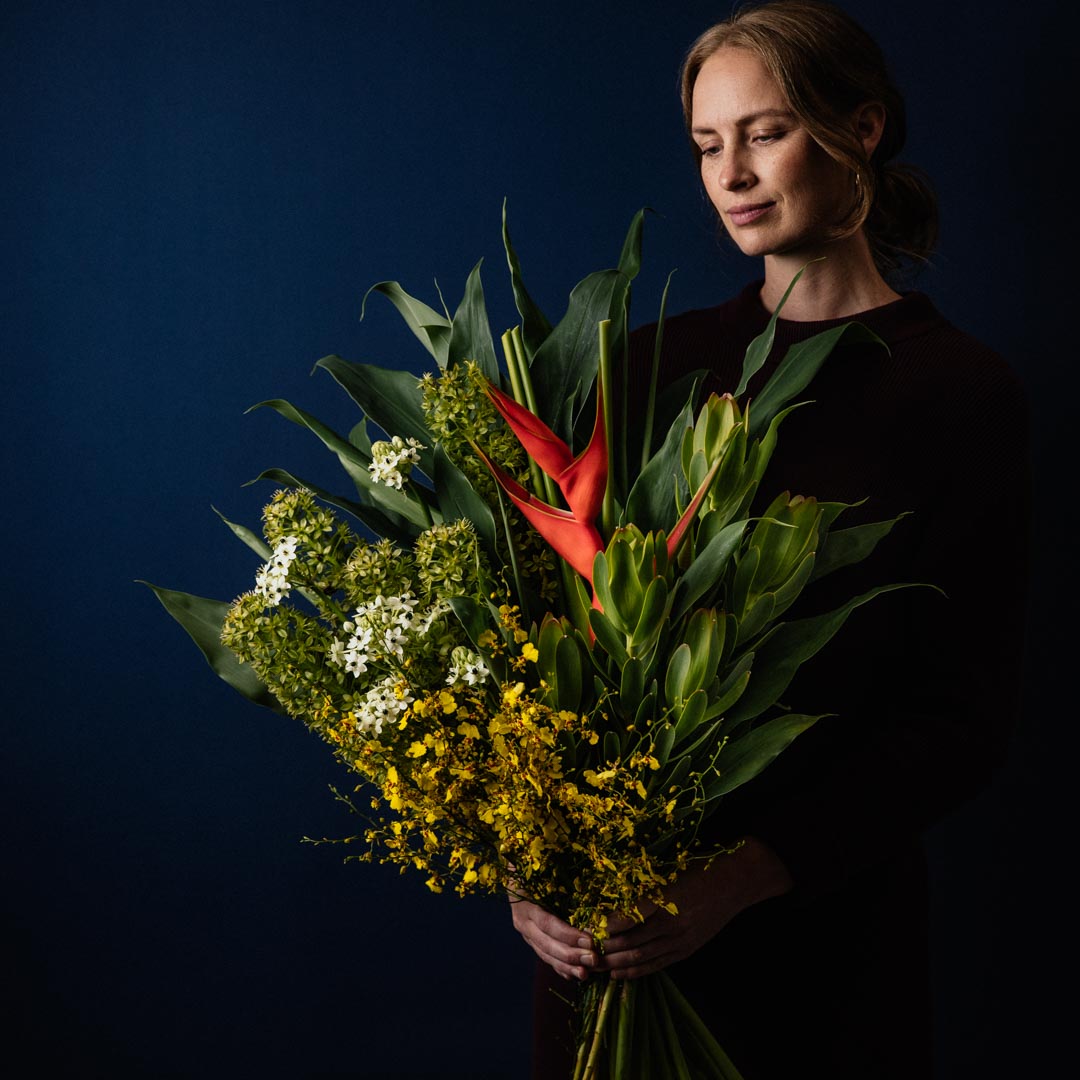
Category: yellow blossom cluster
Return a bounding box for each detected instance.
[315,676,695,940]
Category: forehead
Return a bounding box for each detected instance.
[691,47,790,129]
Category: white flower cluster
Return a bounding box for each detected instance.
[354,676,414,736]
[253,535,299,606]
[330,591,449,681]
[368,436,425,489]
[446,647,490,688]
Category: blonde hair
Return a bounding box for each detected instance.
[680,0,937,271]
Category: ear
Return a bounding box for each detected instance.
[853,101,886,159]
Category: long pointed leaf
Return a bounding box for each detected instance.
[811,513,910,582]
[246,467,417,545]
[530,269,630,443]
[246,399,431,529]
[616,207,648,282]
[734,261,817,396]
[748,322,888,438]
[314,355,435,477]
[140,582,283,712]
[704,712,824,799]
[727,583,925,725]
[432,445,498,561]
[624,396,694,534]
[671,520,748,622]
[501,200,552,359]
[448,260,499,381]
[360,280,451,367]
[212,506,271,560]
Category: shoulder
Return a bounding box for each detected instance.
[883,297,1028,420]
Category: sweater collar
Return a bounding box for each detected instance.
[733,278,946,347]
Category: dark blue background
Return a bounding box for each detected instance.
[6,1,1069,1076]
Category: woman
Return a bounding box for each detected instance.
[512,3,1030,1077]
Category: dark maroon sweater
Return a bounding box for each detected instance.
[532,281,1031,1079]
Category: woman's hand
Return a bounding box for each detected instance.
[507,837,792,981]
[509,894,595,981]
[595,836,793,980]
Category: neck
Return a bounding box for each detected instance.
[759,232,901,321]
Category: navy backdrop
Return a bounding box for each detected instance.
[6,1,1070,1077]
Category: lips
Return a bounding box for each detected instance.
[727,202,775,226]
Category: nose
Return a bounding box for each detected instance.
[714,146,754,192]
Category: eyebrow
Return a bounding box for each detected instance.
[691,109,795,135]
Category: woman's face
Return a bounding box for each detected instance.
[690,47,851,260]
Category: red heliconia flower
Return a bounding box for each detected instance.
[484,381,607,528]
[473,444,605,582]
[478,380,608,583]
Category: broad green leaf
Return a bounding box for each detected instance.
[606,536,644,631]
[703,667,752,724]
[140,582,283,712]
[629,575,670,654]
[212,506,271,560]
[649,370,706,460]
[447,260,499,382]
[348,417,373,455]
[734,261,817,396]
[246,399,432,529]
[619,657,645,716]
[617,207,648,282]
[603,730,621,765]
[554,635,584,713]
[361,280,452,367]
[245,467,417,545]
[769,551,817,623]
[748,322,889,438]
[734,591,776,645]
[589,607,629,667]
[654,720,677,766]
[530,269,631,443]
[625,396,694,533]
[671,520,748,621]
[635,688,659,735]
[672,715,724,762]
[727,583,924,725]
[447,596,494,652]
[811,513,910,582]
[704,713,824,800]
[501,200,553,359]
[664,643,693,707]
[432,445,498,561]
[672,687,707,745]
[682,609,723,696]
[314,355,435,477]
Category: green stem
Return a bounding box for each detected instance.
[612,978,635,1078]
[501,330,546,500]
[572,981,601,1080]
[658,970,746,1079]
[598,319,615,537]
[510,326,560,510]
[641,270,675,472]
[638,975,655,1080]
[582,976,618,1079]
[653,975,692,1080]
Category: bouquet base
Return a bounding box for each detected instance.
[573,971,744,1080]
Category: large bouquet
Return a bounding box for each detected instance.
[147,207,909,1077]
